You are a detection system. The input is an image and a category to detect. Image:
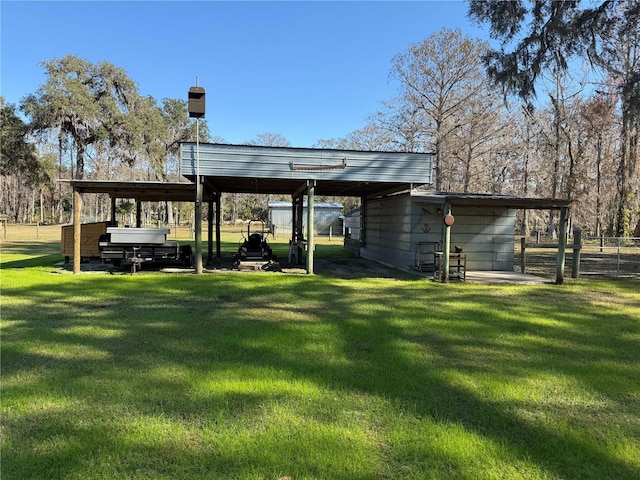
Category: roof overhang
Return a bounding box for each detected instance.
[413,192,571,210]
[60,180,216,202]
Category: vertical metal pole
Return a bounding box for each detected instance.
[215,191,221,258]
[207,197,214,265]
[136,201,142,228]
[195,114,203,274]
[556,207,568,284]
[360,196,367,248]
[110,197,117,225]
[73,189,82,274]
[296,196,304,264]
[306,181,315,274]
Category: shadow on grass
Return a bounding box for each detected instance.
[2,265,639,478]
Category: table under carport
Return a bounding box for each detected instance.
[63,180,218,274]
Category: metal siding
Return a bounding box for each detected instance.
[361,198,517,272]
[450,208,515,271]
[268,202,343,236]
[180,143,432,184]
[361,195,416,270]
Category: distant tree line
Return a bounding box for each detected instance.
[2,1,638,237]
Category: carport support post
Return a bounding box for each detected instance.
[136,201,142,228]
[207,197,214,265]
[306,181,315,274]
[110,197,117,225]
[296,195,304,264]
[215,191,221,258]
[73,189,82,274]
[556,207,569,284]
[195,177,203,274]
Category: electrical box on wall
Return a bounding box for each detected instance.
[188,87,205,118]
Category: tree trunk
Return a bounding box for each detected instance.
[75,143,85,180]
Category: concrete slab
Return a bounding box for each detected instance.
[465,271,549,284]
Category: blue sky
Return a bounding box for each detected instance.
[1,1,489,148]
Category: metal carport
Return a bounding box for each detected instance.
[65,144,434,274]
[179,143,434,274]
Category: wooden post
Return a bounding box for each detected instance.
[73,189,82,274]
[306,181,315,274]
[556,207,568,284]
[571,227,582,278]
[520,237,527,273]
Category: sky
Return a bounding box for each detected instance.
[1,1,490,148]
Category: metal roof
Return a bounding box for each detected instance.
[180,143,433,197]
[412,192,571,209]
[61,180,216,202]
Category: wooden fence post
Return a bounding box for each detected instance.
[556,207,569,284]
[520,237,526,273]
[571,227,582,278]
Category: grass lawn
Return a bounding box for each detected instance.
[1,238,639,479]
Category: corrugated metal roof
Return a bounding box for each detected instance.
[62,180,216,202]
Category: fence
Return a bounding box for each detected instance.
[579,235,640,276]
[518,233,640,278]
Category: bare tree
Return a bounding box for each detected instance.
[469,0,640,236]
[389,28,491,191]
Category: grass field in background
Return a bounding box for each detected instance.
[1,240,639,479]
[0,223,347,260]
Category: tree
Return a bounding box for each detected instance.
[447,85,507,193]
[389,28,492,190]
[469,0,640,236]
[580,88,619,236]
[22,54,141,180]
[1,98,55,222]
[1,98,41,183]
[245,132,291,148]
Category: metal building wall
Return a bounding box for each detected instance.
[359,195,516,272]
[268,202,343,236]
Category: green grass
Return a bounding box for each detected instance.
[1,241,639,479]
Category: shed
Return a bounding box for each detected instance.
[346,192,571,279]
[268,201,343,237]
